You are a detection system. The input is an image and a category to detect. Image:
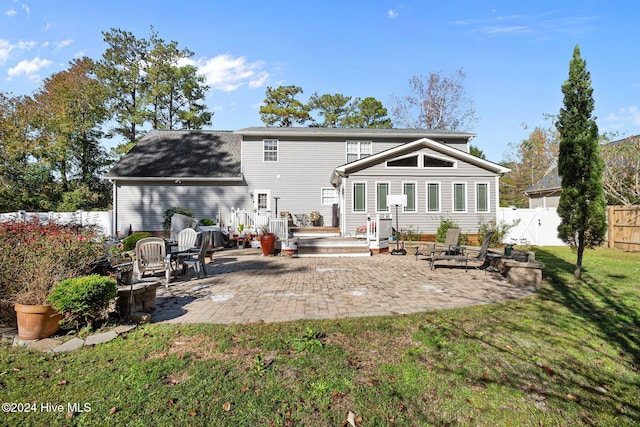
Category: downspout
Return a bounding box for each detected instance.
[111,179,117,238]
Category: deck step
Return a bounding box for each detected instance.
[295,237,371,257]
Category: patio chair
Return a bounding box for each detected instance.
[181,233,210,279]
[176,228,198,252]
[429,231,494,272]
[134,237,171,288]
[415,228,461,260]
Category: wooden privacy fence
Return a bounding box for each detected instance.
[608,205,640,252]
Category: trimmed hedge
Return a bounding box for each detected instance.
[48,274,117,328]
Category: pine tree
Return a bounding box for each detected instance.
[555,45,607,278]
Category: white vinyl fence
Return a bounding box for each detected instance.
[498,207,565,246]
[0,210,113,237]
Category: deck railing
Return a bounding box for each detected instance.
[367,214,392,250]
[227,208,273,233]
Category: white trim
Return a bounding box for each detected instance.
[111,176,244,182]
[453,182,467,213]
[402,181,417,213]
[475,182,490,213]
[375,181,390,213]
[352,181,367,213]
[425,181,441,213]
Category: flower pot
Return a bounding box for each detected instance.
[14,304,62,340]
[260,233,276,256]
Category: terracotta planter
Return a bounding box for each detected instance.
[260,233,276,256]
[14,304,62,340]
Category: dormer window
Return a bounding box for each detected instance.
[423,155,454,168]
[387,155,418,167]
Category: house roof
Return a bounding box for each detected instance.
[106,130,242,181]
[524,134,640,195]
[236,126,476,140]
[330,137,510,184]
[524,164,561,195]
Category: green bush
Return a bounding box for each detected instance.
[199,218,216,226]
[478,219,513,248]
[122,232,152,251]
[435,217,459,243]
[48,274,117,329]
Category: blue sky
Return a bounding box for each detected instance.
[2,0,639,162]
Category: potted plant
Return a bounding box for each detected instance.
[259,227,276,256]
[0,220,104,340]
[309,211,321,226]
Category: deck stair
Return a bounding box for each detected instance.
[287,227,371,257]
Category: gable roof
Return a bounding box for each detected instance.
[524,134,640,196]
[236,126,476,140]
[330,137,510,184]
[107,130,242,181]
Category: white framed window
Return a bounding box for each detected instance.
[453,182,467,213]
[263,139,278,162]
[353,182,367,213]
[376,182,390,212]
[476,182,489,212]
[426,182,441,213]
[346,141,372,163]
[403,182,417,212]
[321,187,338,206]
[423,155,455,168]
[253,189,271,211]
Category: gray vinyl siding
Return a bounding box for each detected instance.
[114,180,247,234]
[241,137,422,224]
[342,149,499,235]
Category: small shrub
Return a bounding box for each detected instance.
[122,232,152,251]
[199,218,216,226]
[436,217,459,243]
[48,274,117,329]
[478,219,513,248]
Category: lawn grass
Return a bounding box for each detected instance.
[1,246,639,426]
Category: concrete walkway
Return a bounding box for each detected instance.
[152,248,537,324]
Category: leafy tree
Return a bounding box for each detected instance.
[259,85,310,127]
[392,68,477,130]
[343,97,392,128]
[601,135,640,205]
[96,28,150,147]
[555,45,607,278]
[500,125,559,207]
[307,92,353,127]
[469,144,486,160]
[145,29,211,130]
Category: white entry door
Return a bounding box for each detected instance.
[254,189,271,212]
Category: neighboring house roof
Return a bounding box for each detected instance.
[236,126,476,140]
[524,164,561,195]
[524,134,640,196]
[107,130,242,181]
[331,137,510,184]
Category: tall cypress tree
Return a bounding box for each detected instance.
[555,45,607,278]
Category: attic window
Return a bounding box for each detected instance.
[387,155,418,167]
[423,155,454,168]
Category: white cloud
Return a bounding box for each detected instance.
[7,56,52,80]
[21,3,30,19]
[388,9,399,19]
[5,8,17,16]
[604,106,640,129]
[56,39,73,49]
[191,53,270,92]
[18,40,37,50]
[0,39,13,64]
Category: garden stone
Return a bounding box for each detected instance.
[53,338,85,353]
[84,330,118,346]
[114,324,137,334]
[1,328,17,342]
[27,338,62,352]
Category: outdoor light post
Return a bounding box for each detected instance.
[273,196,280,217]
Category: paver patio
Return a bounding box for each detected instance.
[152,248,537,324]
